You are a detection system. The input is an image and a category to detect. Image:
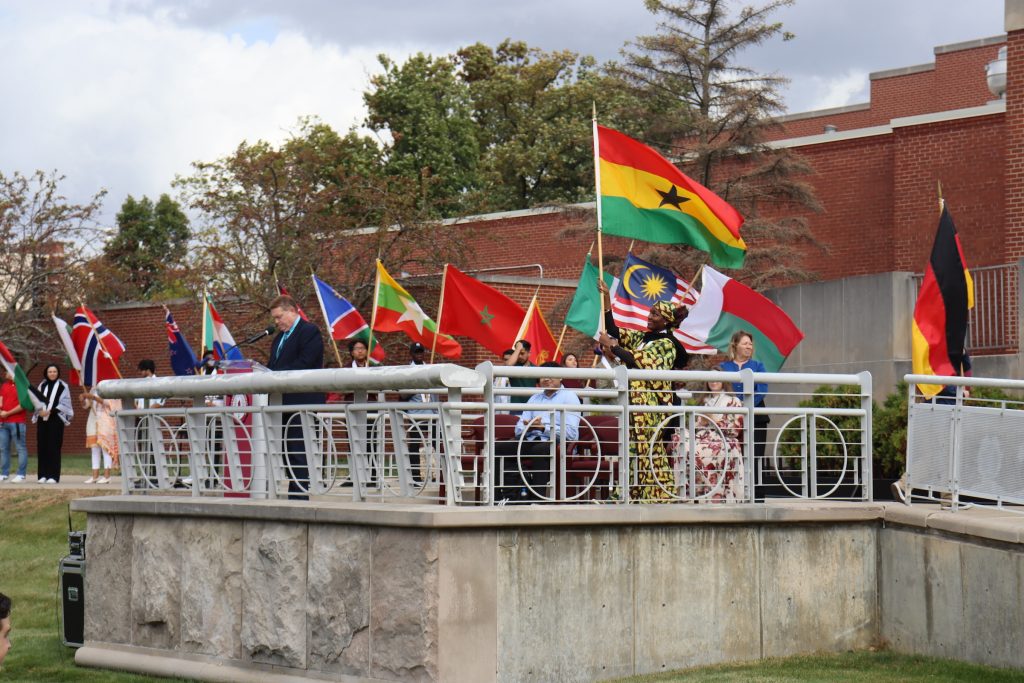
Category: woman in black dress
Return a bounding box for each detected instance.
[34,364,74,483]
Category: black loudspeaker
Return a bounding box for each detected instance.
[59,556,85,647]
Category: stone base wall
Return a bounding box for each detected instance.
[71,499,1024,682]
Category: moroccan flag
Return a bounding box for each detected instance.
[311,275,386,363]
[52,315,83,385]
[515,297,562,365]
[679,266,803,372]
[438,265,527,357]
[201,293,244,362]
[912,206,974,398]
[0,341,43,411]
[164,308,199,376]
[596,125,746,268]
[373,261,461,359]
[565,255,615,338]
[72,306,126,386]
[276,281,309,321]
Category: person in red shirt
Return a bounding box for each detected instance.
[0,369,29,483]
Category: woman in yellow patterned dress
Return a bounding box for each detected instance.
[599,300,688,502]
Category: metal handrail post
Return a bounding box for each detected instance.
[740,368,756,502]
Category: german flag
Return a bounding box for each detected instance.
[911,206,974,398]
[596,125,746,268]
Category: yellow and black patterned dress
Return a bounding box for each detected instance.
[619,328,677,502]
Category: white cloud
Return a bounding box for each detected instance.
[0,4,396,225]
[804,69,870,111]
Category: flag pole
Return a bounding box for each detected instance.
[368,260,383,364]
[592,103,606,334]
[310,272,345,368]
[430,265,449,364]
[678,258,708,306]
[554,324,567,357]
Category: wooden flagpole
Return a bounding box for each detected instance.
[367,260,383,367]
[430,265,449,364]
[554,324,568,358]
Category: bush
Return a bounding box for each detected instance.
[778,385,870,470]
[873,381,908,480]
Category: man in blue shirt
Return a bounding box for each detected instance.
[494,361,581,502]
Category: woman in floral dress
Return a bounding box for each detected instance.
[682,373,745,502]
[599,300,688,502]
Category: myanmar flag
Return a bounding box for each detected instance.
[679,266,803,372]
[912,206,974,398]
[596,125,746,269]
[373,261,461,359]
[0,340,43,411]
[439,265,526,357]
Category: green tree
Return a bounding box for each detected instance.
[100,193,191,301]
[457,40,641,212]
[611,0,821,288]
[364,53,480,214]
[0,170,106,364]
[174,118,466,324]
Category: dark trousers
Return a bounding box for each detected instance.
[494,439,553,502]
[37,418,65,482]
[283,415,309,501]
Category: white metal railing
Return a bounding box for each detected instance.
[912,263,1018,352]
[905,374,1024,512]
[97,363,873,504]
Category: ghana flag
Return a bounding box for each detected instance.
[912,206,974,398]
[596,125,746,268]
[679,266,803,372]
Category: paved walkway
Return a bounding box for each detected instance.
[0,474,123,491]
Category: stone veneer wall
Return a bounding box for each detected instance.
[72,500,1024,682]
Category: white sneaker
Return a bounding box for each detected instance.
[46,478,58,484]
[96,476,111,484]
[0,475,7,482]
[84,476,97,484]
[11,475,25,483]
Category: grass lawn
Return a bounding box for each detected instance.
[0,489,192,681]
[2,491,1022,682]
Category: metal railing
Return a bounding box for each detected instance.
[905,373,1024,512]
[912,262,1018,352]
[97,364,873,504]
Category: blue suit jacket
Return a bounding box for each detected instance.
[267,318,325,406]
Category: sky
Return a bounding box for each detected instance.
[0,0,1006,227]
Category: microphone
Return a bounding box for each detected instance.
[242,325,276,345]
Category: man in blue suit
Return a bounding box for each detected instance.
[267,295,325,500]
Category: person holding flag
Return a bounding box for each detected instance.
[0,367,30,483]
[598,298,688,502]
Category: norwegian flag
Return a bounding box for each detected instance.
[71,306,125,386]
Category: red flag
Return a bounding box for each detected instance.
[72,306,125,386]
[517,298,562,365]
[438,265,526,357]
[277,281,309,321]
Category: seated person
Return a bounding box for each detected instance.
[494,361,581,502]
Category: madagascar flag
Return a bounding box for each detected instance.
[373,261,462,359]
[596,125,746,269]
[912,206,974,398]
[438,265,526,357]
[679,266,803,372]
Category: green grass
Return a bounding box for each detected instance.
[0,489,192,681]
[613,650,1024,681]
[2,492,1022,682]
